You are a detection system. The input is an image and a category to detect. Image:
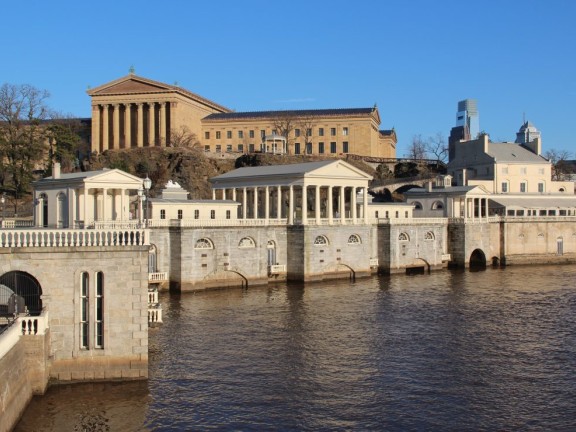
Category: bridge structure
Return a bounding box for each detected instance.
[370,176,438,199]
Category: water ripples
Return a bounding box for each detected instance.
[16,265,576,431]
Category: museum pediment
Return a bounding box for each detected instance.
[87,75,174,97]
[91,79,169,96]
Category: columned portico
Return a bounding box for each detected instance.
[209,160,374,226]
[90,99,171,152]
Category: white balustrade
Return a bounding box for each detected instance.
[148,272,168,282]
[269,264,286,274]
[0,228,149,248]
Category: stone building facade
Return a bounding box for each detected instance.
[87,73,397,158]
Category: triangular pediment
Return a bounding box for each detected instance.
[86,169,146,186]
[307,160,373,181]
[88,75,173,96]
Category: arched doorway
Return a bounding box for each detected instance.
[0,271,43,315]
[469,249,487,270]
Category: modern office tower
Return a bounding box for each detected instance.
[449,99,479,162]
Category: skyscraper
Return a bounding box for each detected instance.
[448,99,479,162]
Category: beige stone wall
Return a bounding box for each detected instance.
[0,245,149,382]
[200,113,395,158]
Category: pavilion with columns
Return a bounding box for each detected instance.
[32,164,145,228]
[209,160,373,225]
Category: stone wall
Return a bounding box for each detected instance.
[0,245,149,383]
[0,328,50,432]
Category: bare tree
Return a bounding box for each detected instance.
[271,112,298,150]
[545,148,574,181]
[407,134,428,161]
[426,132,448,164]
[0,83,51,214]
[166,126,201,149]
[296,115,316,154]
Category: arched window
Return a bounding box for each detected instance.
[39,193,48,227]
[559,187,566,192]
[238,237,256,248]
[348,234,361,245]
[314,235,328,245]
[148,245,157,273]
[80,272,89,349]
[413,201,423,210]
[95,271,104,349]
[194,238,214,249]
[398,232,410,242]
[432,201,444,210]
[0,271,43,316]
[424,231,435,240]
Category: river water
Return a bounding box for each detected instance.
[15,265,576,431]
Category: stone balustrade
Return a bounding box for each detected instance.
[148,272,168,282]
[0,311,49,359]
[0,228,149,248]
[268,264,286,274]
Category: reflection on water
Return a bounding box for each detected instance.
[16,265,576,431]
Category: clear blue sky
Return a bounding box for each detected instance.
[3,0,575,157]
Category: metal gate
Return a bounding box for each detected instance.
[0,271,43,316]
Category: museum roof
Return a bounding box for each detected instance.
[203,107,377,121]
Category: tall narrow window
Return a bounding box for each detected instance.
[178,209,183,219]
[95,272,104,349]
[80,272,89,349]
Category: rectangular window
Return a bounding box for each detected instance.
[238,130,244,139]
[194,209,199,219]
[385,211,389,218]
[520,182,527,193]
[343,127,349,136]
[226,210,231,219]
[306,143,312,154]
[249,130,255,138]
[80,272,89,349]
[306,128,312,137]
[375,211,379,218]
[216,145,222,153]
[210,210,216,219]
[330,142,336,153]
[249,143,255,153]
[295,128,301,137]
[160,209,166,219]
[319,127,324,136]
[318,142,324,154]
[226,131,232,139]
[177,209,183,219]
[538,182,544,193]
[226,144,232,152]
[261,130,266,138]
[343,141,349,153]
[95,272,104,349]
[405,211,409,218]
[330,128,336,136]
[216,131,221,139]
[204,131,210,139]
[501,182,508,193]
[395,211,399,218]
[238,144,244,152]
[204,145,210,152]
[295,143,301,154]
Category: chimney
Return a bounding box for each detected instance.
[53,162,61,179]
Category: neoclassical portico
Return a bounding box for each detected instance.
[92,101,170,151]
[32,166,146,228]
[210,160,373,225]
[87,73,230,153]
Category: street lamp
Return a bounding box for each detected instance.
[143,175,152,227]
